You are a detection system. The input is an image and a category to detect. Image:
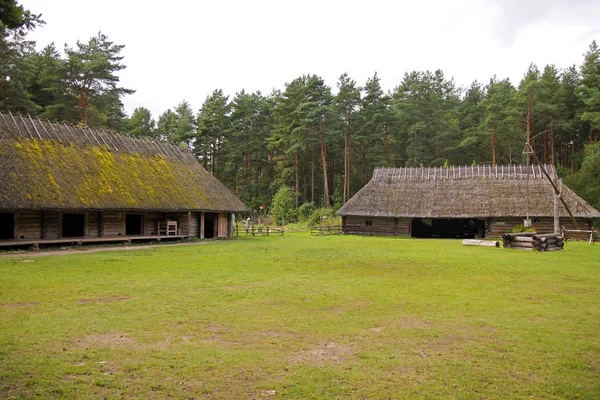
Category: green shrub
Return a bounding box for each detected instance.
[298,202,316,222]
[512,224,536,233]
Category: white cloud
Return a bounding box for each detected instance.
[22,0,600,118]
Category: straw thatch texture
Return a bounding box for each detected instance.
[339,166,600,219]
[0,112,247,212]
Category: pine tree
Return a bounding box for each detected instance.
[580,40,600,144]
[27,43,72,121]
[517,64,541,163]
[64,32,134,126]
[537,65,560,164]
[196,90,231,176]
[127,107,155,137]
[480,77,519,165]
[334,73,361,203]
[458,81,486,164]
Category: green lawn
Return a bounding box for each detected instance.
[1,234,599,399]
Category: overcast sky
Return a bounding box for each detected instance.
[23,0,600,119]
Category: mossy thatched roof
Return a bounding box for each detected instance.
[0,112,247,212]
[339,166,600,219]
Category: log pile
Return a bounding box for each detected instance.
[501,232,564,251]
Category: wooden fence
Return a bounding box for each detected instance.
[309,225,343,235]
[562,228,596,245]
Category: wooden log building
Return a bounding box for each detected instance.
[339,166,600,238]
[0,112,247,248]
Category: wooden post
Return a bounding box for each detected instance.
[84,212,89,238]
[40,211,47,239]
[13,211,19,240]
[554,178,562,234]
[200,212,205,239]
[98,212,104,237]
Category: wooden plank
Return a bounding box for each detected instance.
[28,114,43,140]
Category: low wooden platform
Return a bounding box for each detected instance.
[0,235,187,249]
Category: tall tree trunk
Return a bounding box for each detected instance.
[590,122,594,144]
[544,131,548,164]
[295,152,299,209]
[551,125,555,166]
[311,145,315,204]
[491,127,497,166]
[245,133,251,186]
[571,141,575,173]
[78,87,90,126]
[320,136,330,208]
[384,125,389,164]
[343,126,348,204]
[526,100,531,165]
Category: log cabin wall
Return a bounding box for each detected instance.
[200,212,205,239]
[144,212,164,235]
[218,212,228,238]
[343,216,410,236]
[179,212,190,236]
[18,210,41,239]
[189,212,200,237]
[102,212,125,237]
[87,211,99,238]
[487,217,590,237]
[41,211,59,239]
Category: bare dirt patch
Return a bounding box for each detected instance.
[2,302,39,307]
[77,296,132,304]
[394,316,432,329]
[75,333,137,349]
[291,341,357,365]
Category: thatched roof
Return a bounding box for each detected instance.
[0,112,247,212]
[339,165,600,219]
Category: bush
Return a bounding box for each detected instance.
[271,186,296,224]
[512,224,536,233]
[308,207,341,226]
[298,202,316,222]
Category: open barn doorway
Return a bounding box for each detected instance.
[411,218,485,239]
[204,213,217,239]
[0,213,14,239]
[126,214,142,235]
[62,213,85,237]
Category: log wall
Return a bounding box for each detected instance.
[41,211,59,239]
[88,212,99,238]
[17,210,41,239]
[1,209,240,242]
[144,212,164,235]
[343,216,410,236]
[102,212,125,237]
[218,212,228,238]
[487,217,590,237]
[179,212,190,236]
[189,212,200,237]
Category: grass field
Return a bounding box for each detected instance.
[1,234,599,399]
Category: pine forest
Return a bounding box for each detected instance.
[1,3,600,218]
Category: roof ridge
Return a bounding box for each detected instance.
[0,111,193,161]
[372,164,556,182]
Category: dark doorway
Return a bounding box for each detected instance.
[0,213,14,240]
[204,213,217,239]
[411,218,485,239]
[126,214,142,235]
[62,213,85,237]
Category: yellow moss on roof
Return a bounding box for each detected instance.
[0,137,246,212]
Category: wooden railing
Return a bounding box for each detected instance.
[237,225,284,236]
[562,228,596,245]
[309,225,343,235]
